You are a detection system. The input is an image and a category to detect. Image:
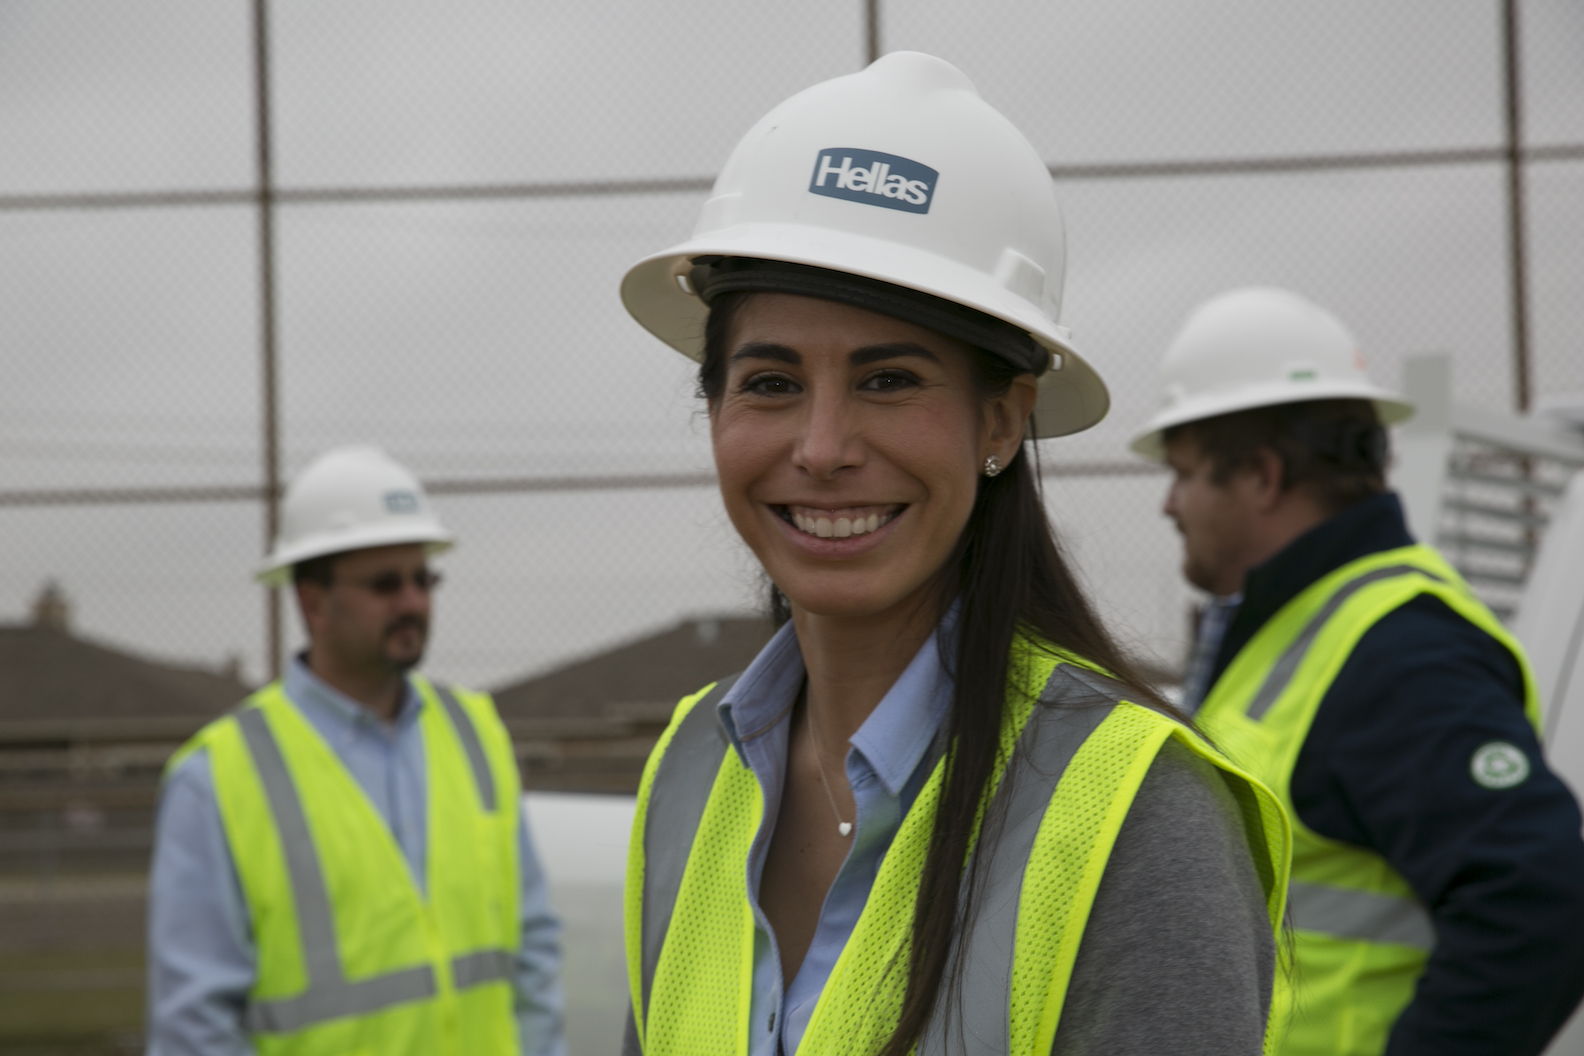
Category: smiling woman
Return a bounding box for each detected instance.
[617,53,1293,1056]
[706,293,1028,628]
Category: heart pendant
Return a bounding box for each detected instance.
[838,822,853,837]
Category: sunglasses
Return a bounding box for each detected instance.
[336,569,443,596]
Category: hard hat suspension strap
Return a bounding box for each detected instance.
[1288,417,1389,473]
[688,256,1049,378]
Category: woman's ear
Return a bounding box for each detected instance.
[984,374,1040,465]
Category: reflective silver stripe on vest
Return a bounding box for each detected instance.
[1288,879,1435,951]
[435,683,497,812]
[917,665,1124,1056]
[235,707,440,1033]
[451,948,515,989]
[639,676,739,1024]
[1246,565,1446,720]
[243,965,437,1033]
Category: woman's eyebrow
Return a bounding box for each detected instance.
[730,342,800,365]
[850,342,941,366]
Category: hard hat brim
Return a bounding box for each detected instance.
[1129,379,1416,461]
[255,523,456,587]
[621,223,1109,439]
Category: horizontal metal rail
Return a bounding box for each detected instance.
[1,144,1579,214]
[1457,566,1529,588]
[1437,531,1535,557]
[0,828,154,852]
[0,716,208,743]
[425,472,718,496]
[0,968,145,994]
[0,176,716,212]
[0,785,165,812]
[1451,406,1584,466]
[0,483,264,507]
[1444,496,1550,528]
[1448,467,1567,499]
[0,473,708,507]
[0,713,676,746]
[1046,144,1579,181]
[0,460,1162,508]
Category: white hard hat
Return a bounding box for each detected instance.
[621,51,1107,439]
[256,445,454,586]
[1130,287,1415,460]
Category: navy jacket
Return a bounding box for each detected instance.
[1210,492,1584,1055]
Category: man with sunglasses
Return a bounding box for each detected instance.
[146,446,565,1056]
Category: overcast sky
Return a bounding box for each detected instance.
[1,0,1580,688]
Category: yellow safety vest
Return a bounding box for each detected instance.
[624,639,1293,1056]
[166,676,522,1056]
[1195,544,1542,1056]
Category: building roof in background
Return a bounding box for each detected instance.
[490,614,774,723]
[488,611,1182,722]
[0,625,247,726]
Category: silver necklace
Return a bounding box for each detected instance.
[806,701,853,838]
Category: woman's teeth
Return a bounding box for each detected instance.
[785,506,898,539]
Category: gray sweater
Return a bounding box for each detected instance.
[1052,738,1275,1055]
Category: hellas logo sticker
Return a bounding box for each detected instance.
[808,148,937,214]
[383,490,420,514]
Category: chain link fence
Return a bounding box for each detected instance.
[2,0,1580,689]
[0,1,1580,1051]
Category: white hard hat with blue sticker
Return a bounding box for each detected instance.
[256,445,454,585]
[621,51,1109,439]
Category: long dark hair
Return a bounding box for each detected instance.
[701,290,1172,1055]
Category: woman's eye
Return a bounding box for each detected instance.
[739,372,799,396]
[861,369,920,392]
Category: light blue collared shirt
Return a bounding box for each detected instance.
[717,620,954,1056]
[145,656,566,1056]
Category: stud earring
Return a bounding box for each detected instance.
[983,455,1003,478]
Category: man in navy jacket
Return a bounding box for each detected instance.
[1133,287,1584,1055]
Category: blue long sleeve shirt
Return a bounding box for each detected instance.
[145,656,566,1056]
[1207,492,1584,1056]
[717,618,954,1056]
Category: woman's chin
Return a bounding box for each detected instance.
[776,571,939,624]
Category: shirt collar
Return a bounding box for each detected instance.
[284,653,423,730]
[717,612,956,798]
[1213,491,1415,680]
[717,621,804,753]
[849,626,954,796]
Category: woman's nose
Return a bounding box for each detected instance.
[792,389,864,480]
